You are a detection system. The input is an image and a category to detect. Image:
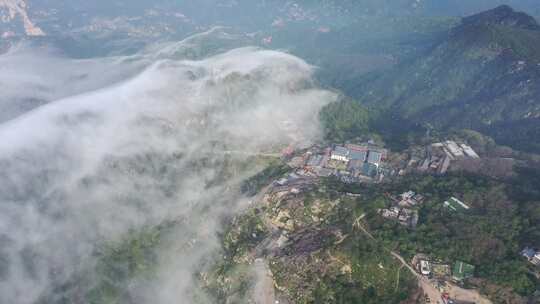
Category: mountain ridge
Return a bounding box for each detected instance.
[460,4,540,31]
[343,5,540,153]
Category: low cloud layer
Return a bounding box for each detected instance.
[0,44,151,124]
[0,36,336,303]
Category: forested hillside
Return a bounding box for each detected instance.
[336,5,540,153]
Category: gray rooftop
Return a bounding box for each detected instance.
[367,151,382,163]
[333,146,349,157]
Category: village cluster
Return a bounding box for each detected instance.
[400,140,480,175]
[280,139,482,185]
[379,191,424,228]
[283,142,389,183]
[268,140,537,303]
[378,190,471,229]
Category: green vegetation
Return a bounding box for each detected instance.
[240,160,290,196]
[269,233,415,304]
[37,222,171,304]
[85,223,175,304]
[318,97,429,151]
[319,98,370,142]
[452,261,475,281]
[210,178,419,303]
[483,118,540,154]
[205,209,270,302]
[207,158,540,303]
[321,171,540,298]
[266,183,418,303]
[325,6,540,154]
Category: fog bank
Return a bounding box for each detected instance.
[0,38,336,303]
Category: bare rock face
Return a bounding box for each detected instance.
[0,0,45,37]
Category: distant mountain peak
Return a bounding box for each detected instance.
[462,5,540,31]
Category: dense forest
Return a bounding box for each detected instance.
[322,167,540,301]
[318,5,540,155]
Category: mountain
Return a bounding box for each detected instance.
[346,5,540,153]
[2,1,539,46]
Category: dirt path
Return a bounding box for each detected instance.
[354,217,494,304]
[354,218,444,303]
[447,284,493,304]
[252,180,493,304]
[390,252,443,303]
[253,259,276,304]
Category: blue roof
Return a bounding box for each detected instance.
[522,247,536,259]
[349,150,367,161]
[367,151,382,163]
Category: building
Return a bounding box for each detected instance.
[522,247,536,260]
[420,260,432,276]
[413,194,425,204]
[397,209,418,228]
[460,144,480,159]
[307,155,323,167]
[276,178,288,186]
[349,150,367,162]
[398,191,416,207]
[288,156,305,168]
[315,167,334,177]
[521,247,540,266]
[533,253,540,266]
[438,156,451,174]
[444,197,470,212]
[345,143,368,152]
[367,150,383,165]
[445,141,464,158]
[452,261,475,282]
[401,191,415,200]
[380,207,400,219]
[331,146,349,162]
[419,158,430,171]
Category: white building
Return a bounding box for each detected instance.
[420,260,431,276]
[445,141,464,158]
[331,146,350,162]
[451,197,470,210]
[533,253,540,266]
[460,144,480,159]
